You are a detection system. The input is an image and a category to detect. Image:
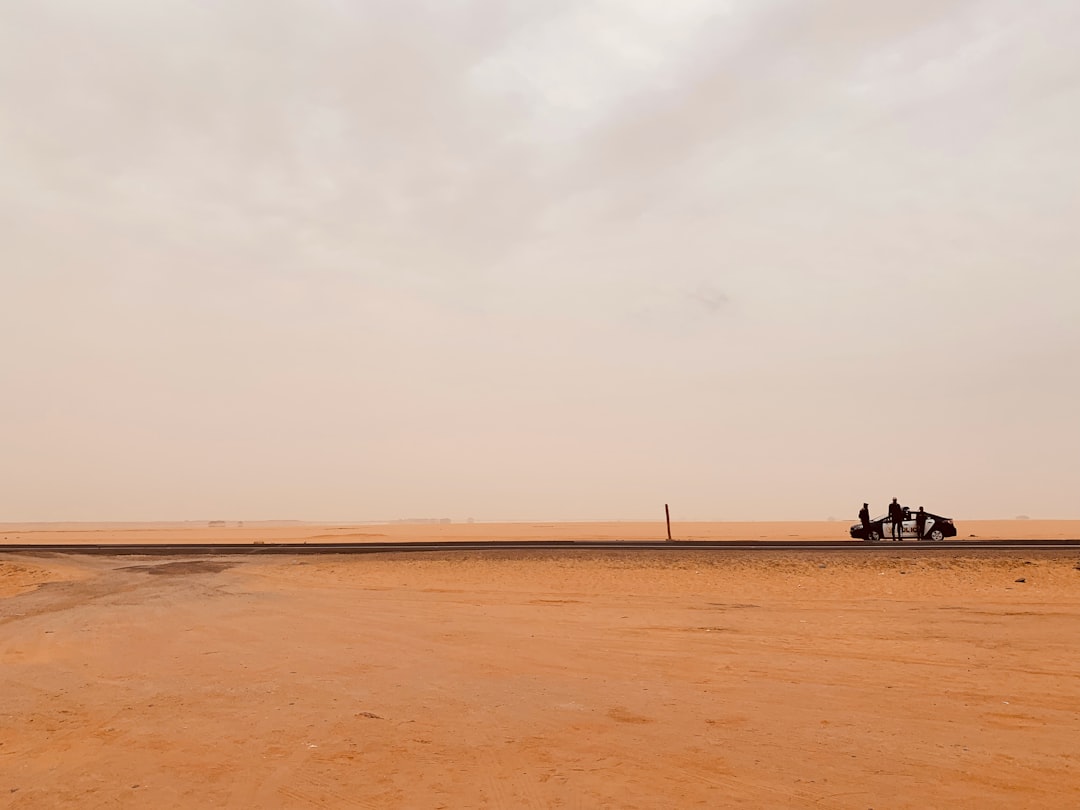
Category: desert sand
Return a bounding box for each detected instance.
[2,539,1079,809]
[1,519,1079,546]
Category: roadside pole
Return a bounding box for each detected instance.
[665,504,672,541]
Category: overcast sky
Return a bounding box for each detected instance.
[2,0,1078,522]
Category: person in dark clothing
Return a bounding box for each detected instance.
[859,503,873,540]
[916,506,927,540]
[888,497,905,541]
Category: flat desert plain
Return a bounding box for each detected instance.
[2,526,1080,808]
[2,518,1079,545]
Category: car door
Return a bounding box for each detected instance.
[886,511,915,537]
[921,514,936,538]
[877,514,891,537]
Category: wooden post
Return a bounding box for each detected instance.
[665,503,672,541]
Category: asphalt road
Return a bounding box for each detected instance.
[2,539,1079,556]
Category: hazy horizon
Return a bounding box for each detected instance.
[3,1,1079,523]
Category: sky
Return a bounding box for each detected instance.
[2,0,1079,522]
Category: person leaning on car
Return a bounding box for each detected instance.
[859,503,872,538]
[888,497,905,541]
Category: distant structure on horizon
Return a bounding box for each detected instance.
[392,518,452,525]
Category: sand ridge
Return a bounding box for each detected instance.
[0,559,90,598]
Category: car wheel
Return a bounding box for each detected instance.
[928,529,945,542]
[866,530,881,542]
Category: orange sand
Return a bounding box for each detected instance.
[2,547,1079,808]
[1,519,1078,545]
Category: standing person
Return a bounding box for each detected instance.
[916,506,927,540]
[859,503,873,540]
[888,497,905,541]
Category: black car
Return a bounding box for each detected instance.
[850,508,957,542]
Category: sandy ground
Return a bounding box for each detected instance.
[1,519,1079,545]
[2,548,1079,809]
